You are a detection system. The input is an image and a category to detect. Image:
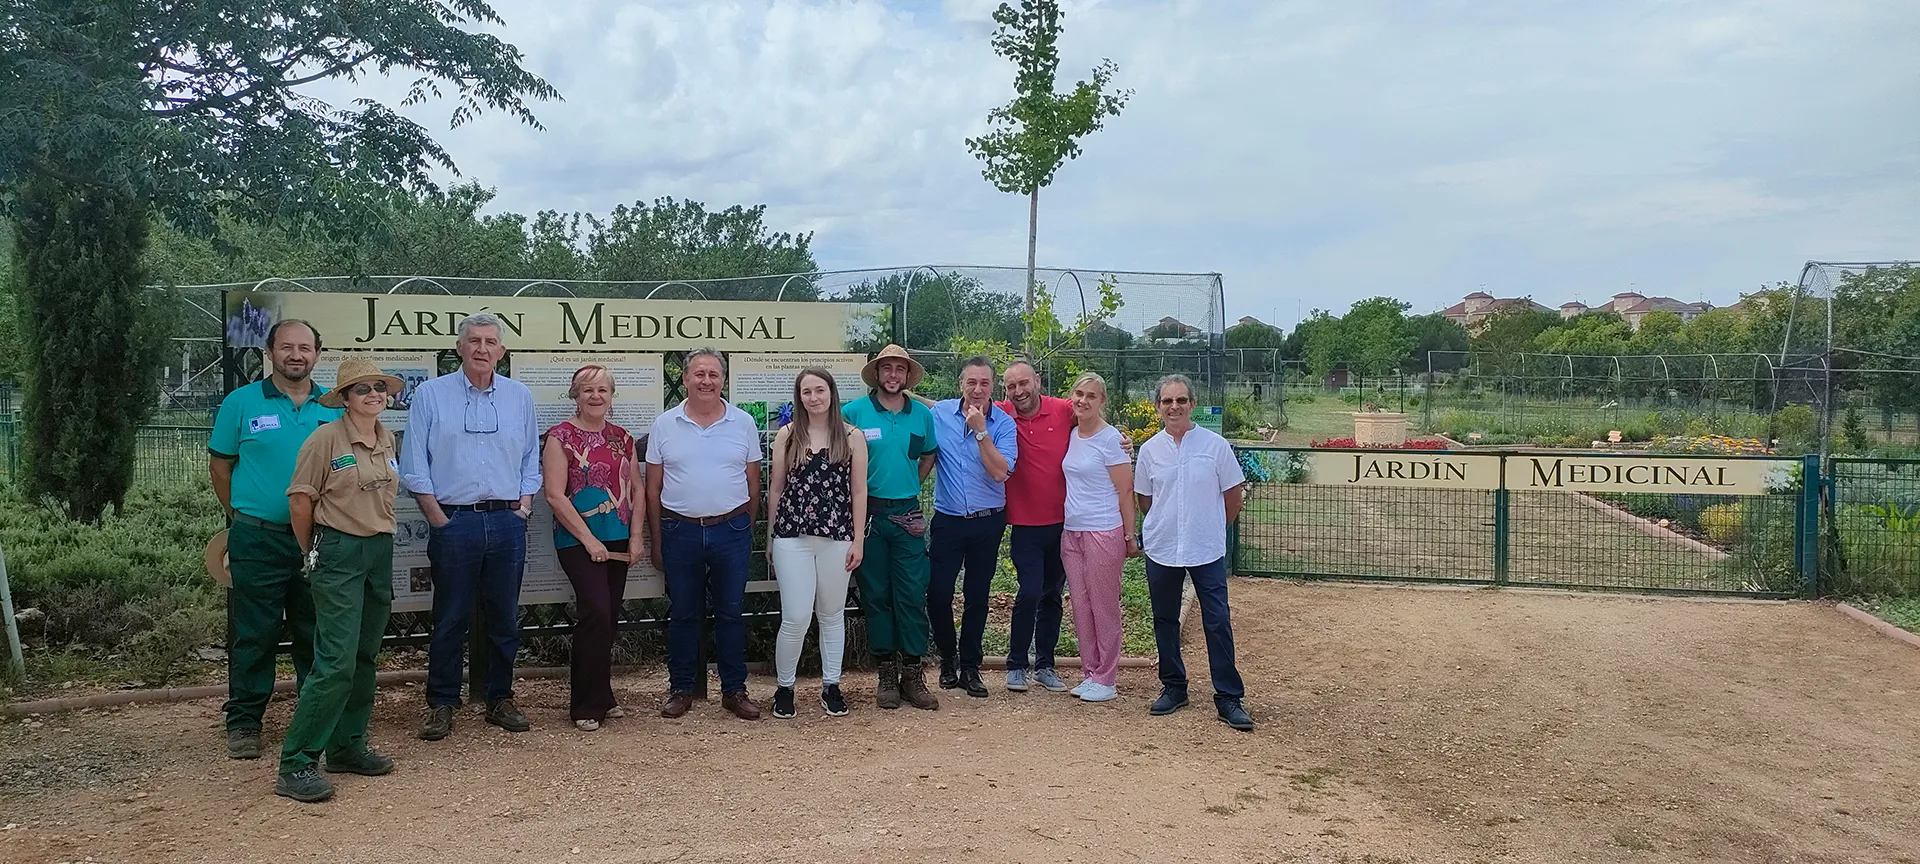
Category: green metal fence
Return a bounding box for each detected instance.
[1231,447,1816,598]
[0,421,213,490]
[1824,458,1920,597]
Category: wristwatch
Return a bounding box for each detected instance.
[973,430,988,442]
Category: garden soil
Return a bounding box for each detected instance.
[4,580,1919,864]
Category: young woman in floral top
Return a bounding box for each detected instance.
[766,368,868,719]
[541,365,644,731]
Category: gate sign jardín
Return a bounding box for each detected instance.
[223,290,884,352]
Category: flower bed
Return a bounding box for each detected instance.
[1310,437,1449,450]
[1648,434,1774,455]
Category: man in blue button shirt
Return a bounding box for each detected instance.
[925,356,1018,698]
[399,313,544,742]
[208,319,340,760]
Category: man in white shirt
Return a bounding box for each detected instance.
[1132,373,1254,732]
[646,348,764,721]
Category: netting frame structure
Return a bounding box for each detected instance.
[1780,259,1920,461]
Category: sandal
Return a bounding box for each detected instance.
[574,718,600,732]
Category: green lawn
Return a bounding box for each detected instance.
[1854,596,1920,635]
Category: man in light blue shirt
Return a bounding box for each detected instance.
[399,313,543,741]
[925,356,1017,698]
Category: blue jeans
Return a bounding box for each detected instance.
[1145,556,1245,705]
[425,509,529,708]
[661,512,752,694]
[927,510,1007,669]
[1007,523,1066,672]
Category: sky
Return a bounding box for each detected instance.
[312,0,1920,331]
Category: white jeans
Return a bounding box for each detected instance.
[769,535,853,687]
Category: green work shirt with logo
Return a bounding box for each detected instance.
[841,395,938,500]
[209,378,341,524]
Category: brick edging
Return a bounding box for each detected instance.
[1835,602,1920,651]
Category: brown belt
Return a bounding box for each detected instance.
[660,502,752,527]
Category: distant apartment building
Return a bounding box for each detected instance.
[1444,290,1712,332]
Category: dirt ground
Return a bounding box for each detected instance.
[5,580,1920,864]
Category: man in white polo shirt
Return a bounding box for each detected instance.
[646,347,764,721]
[1133,373,1254,732]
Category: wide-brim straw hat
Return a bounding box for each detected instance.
[318,355,406,409]
[861,344,925,391]
[204,529,231,587]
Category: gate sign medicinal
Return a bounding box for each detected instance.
[222,288,889,612]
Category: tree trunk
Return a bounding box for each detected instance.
[15,174,163,522]
[1025,187,1039,358]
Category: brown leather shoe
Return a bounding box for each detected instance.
[722,691,763,721]
[660,692,693,718]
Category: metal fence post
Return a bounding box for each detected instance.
[1795,453,1821,599]
[1492,455,1511,585]
[1,542,25,682]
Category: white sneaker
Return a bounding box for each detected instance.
[1070,679,1093,698]
[1079,683,1117,703]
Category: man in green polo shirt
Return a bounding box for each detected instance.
[841,345,940,710]
[208,319,341,759]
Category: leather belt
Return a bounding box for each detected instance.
[944,506,1004,520]
[661,502,752,527]
[231,512,292,533]
[443,499,520,513]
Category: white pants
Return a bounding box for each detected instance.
[769,535,853,687]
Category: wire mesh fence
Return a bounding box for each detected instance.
[1230,447,1810,597]
[1825,458,1920,597]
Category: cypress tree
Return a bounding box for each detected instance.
[13,174,166,521]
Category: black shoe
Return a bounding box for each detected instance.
[1149,687,1190,716]
[821,684,849,717]
[1217,700,1255,732]
[938,655,961,690]
[959,667,989,698]
[227,727,261,760]
[418,706,454,741]
[324,747,395,777]
[485,698,530,733]
[274,767,335,803]
[772,685,796,719]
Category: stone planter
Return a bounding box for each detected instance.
[1352,412,1408,447]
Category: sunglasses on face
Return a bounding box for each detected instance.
[347,381,391,397]
[1159,396,1193,406]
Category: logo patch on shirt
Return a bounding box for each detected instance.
[329,454,358,472]
[862,428,882,441]
[387,458,400,472]
[248,414,282,433]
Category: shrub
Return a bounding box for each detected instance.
[1773,404,1818,452]
[1701,503,1744,545]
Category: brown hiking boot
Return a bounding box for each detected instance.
[900,655,939,711]
[876,655,902,709]
[722,690,763,721]
[661,692,694,718]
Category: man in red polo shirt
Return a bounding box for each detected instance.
[997,360,1077,692]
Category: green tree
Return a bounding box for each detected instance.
[583,197,816,291]
[3,1,558,520]
[1535,311,1631,355]
[1343,297,1415,379]
[1227,318,1285,376]
[1403,312,1470,374]
[1471,306,1564,378]
[964,0,1131,349]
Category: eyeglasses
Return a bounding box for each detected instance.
[347,381,391,397]
[1158,396,1193,406]
[464,393,499,433]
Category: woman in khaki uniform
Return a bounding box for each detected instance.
[275,356,405,803]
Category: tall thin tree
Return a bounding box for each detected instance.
[964,0,1131,354]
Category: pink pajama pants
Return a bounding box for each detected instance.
[1061,526,1126,687]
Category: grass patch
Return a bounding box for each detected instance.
[1850,596,1920,634]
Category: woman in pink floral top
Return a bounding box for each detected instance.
[541,365,644,731]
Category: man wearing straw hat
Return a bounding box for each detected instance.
[840,345,941,710]
[274,356,406,802]
[207,319,339,760]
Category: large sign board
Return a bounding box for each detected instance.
[305,351,438,432]
[389,490,661,614]
[1299,451,1502,490]
[223,290,887,352]
[513,352,665,431]
[1279,451,1794,497]
[727,352,867,427]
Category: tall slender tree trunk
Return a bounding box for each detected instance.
[1024,187,1039,358]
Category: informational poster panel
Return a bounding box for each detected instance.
[388,480,662,614]
[727,352,867,427]
[304,351,439,432]
[509,352,665,432]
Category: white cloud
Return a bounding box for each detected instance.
[302,0,1920,329]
